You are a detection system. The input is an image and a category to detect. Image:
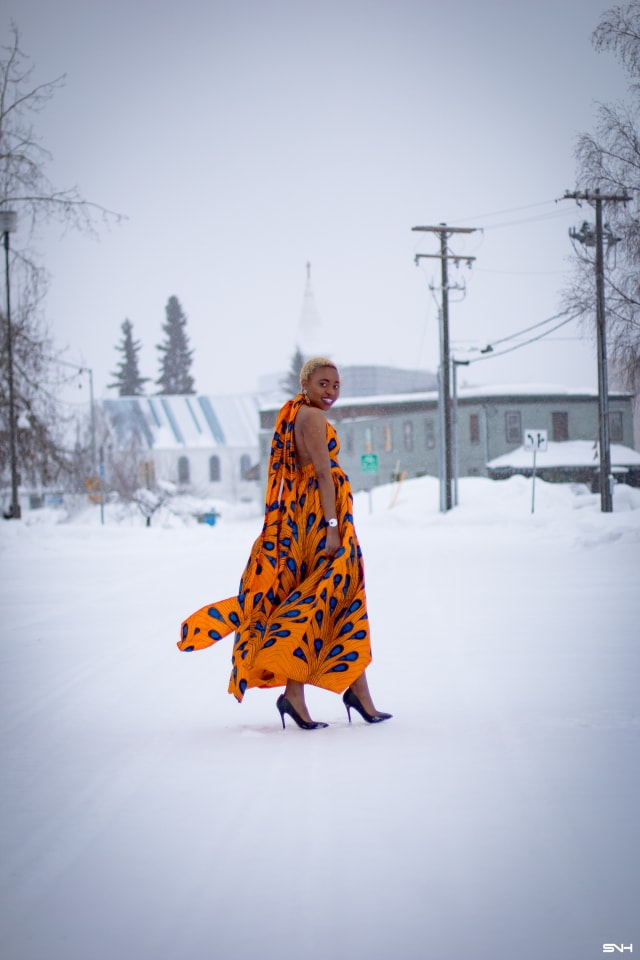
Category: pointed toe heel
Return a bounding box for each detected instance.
[343,688,392,724]
[276,694,328,730]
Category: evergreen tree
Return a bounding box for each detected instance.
[156,296,195,395]
[108,319,149,396]
[280,345,305,395]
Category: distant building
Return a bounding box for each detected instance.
[100,364,435,505]
[259,384,637,491]
[259,364,436,398]
[338,365,437,396]
[103,394,262,502]
[101,384,637,507]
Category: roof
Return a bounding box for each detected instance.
[337,384,631,408]
[487,440,640,470]
[259,383,631,413]
[103,394,261,450]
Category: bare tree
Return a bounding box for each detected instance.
[0,25,120,232]
[0,25,122,505]
[69,405,159,512]
[567,1,640,392]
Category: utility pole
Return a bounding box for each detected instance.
[1,210,20,519]
[413,223,476,510]
[564,189,630,513]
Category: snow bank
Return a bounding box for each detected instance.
[1,476,638,960]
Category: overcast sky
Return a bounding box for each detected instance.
[4,0,632,400]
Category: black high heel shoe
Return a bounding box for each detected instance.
[343,688,392,724]
[277,694,328,730]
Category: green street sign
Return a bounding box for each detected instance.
[360,453,379,474]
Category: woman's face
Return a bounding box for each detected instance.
[302,366,341,411]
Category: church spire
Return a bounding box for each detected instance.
[297,261,325,357]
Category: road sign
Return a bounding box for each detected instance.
[360,453,379,474]
[523,428,548,452]
[523,428,547,514]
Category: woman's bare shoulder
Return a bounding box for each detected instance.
[296,406,326,428]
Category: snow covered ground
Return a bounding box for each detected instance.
[1,476,639,960]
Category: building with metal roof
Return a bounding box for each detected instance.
[102,394,263,501]
[259,383,637,492]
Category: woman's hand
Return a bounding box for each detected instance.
[325,526,341,557]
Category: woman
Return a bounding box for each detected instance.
[178,357,391,730]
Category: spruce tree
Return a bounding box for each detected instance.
[156,296,195,395]
[108,319,149,396]
[280,345,305,395]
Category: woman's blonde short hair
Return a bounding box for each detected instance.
[299,357,338,387]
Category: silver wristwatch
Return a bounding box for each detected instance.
[327,518,338,528]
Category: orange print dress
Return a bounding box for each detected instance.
[177,394,373,701]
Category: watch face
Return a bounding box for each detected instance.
[328,518,338,527]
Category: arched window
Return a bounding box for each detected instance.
[209,455,221,482]
[239,454,251,480]
[178,456,190,484]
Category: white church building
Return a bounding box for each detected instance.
[102,393,264,502]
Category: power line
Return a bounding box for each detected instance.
[450,198,560,225]
[469,314,581,362]
[483,309,574,348]
[475,267,568,276]
[478,209,574,231]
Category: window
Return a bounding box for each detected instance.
[469,413,480,445]
[364,427,373,454]
[178,456,190,484]
[209,455,221,482]
[140,461,156,487]
[383,423,393,452]
[425,419,436,450]
[505,411,521,444]
[345,430,354,454]
[610,410,623,443]
[552,411,569,442]
[240,454,252,480]
[403,421,414,452]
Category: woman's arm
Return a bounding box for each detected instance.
[297,407,342,556]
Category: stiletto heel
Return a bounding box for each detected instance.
[276,694,328,730]
[343,688,392,724]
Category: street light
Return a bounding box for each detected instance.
[57,358,103,525]
[1,209,20,520]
